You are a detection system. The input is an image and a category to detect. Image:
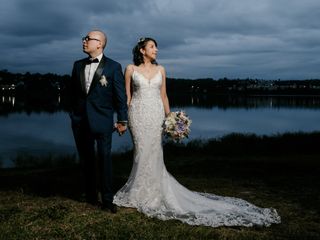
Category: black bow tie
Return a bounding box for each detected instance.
[86,58,99,64]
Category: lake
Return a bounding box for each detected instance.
[1,94,320,168]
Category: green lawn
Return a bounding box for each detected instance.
[1,133,319,239]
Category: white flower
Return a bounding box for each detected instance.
[162,110,192,142]
[99,75,108,87]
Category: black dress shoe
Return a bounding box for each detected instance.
[102,202,117,213]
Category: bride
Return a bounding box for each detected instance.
[113,37,281,227]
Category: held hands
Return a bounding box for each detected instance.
[114,122,127,136]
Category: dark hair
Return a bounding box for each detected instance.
[132,37,158,66]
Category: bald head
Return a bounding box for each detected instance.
[89,30,107,49]
[92,30,107,49]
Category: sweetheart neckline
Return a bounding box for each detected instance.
[133,70,161,82]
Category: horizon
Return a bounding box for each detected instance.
[1,69,319,82]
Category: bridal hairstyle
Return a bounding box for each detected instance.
[132,37,158,66]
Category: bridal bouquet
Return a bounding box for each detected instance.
[163,111,192,142]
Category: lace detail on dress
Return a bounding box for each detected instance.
[113,70,281,227]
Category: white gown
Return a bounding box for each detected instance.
[113,70,281,227]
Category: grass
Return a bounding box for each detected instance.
[1,132,320,239]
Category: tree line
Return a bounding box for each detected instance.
[1,69,320,97]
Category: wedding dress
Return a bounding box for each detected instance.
[113,70,281,227]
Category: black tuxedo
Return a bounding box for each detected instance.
[68,55,127,204]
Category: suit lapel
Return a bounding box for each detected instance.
[80,61,87,94]
[87,56,106,95]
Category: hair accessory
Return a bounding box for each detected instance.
[138,37,145,43]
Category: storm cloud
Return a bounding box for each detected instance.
[0,0,319,79]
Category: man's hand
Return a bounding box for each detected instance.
[115,122,127,136]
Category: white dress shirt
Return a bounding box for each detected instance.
[84,53,103,93]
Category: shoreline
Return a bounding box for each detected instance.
[1,131,319,169]
[0,132,319,239]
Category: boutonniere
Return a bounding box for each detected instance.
[99,75,108,87]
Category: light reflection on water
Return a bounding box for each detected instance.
[1,96,320,168]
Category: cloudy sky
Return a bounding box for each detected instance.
[0,0,319,80]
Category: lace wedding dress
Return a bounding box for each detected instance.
[113,70,281,227]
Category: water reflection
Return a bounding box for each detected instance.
[182,107,320,139]
[1,93,320,168]
[2,95,15,107]
[171,94,320,109]
[1,94,320,117]
[0,94,61,116]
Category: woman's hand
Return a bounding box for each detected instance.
[115,122,127,136]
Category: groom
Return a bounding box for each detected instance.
[67,30,127,213]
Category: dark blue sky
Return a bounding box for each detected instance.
[0,0,319,79]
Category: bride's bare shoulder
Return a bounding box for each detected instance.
[125,64,135,74]
[157,65,166,76]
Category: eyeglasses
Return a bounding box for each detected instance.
[82,36,101,42]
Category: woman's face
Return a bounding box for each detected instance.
[141,40,158,61]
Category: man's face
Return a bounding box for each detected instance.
[82,32,103,55]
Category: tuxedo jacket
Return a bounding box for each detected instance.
[68,55,128,134]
